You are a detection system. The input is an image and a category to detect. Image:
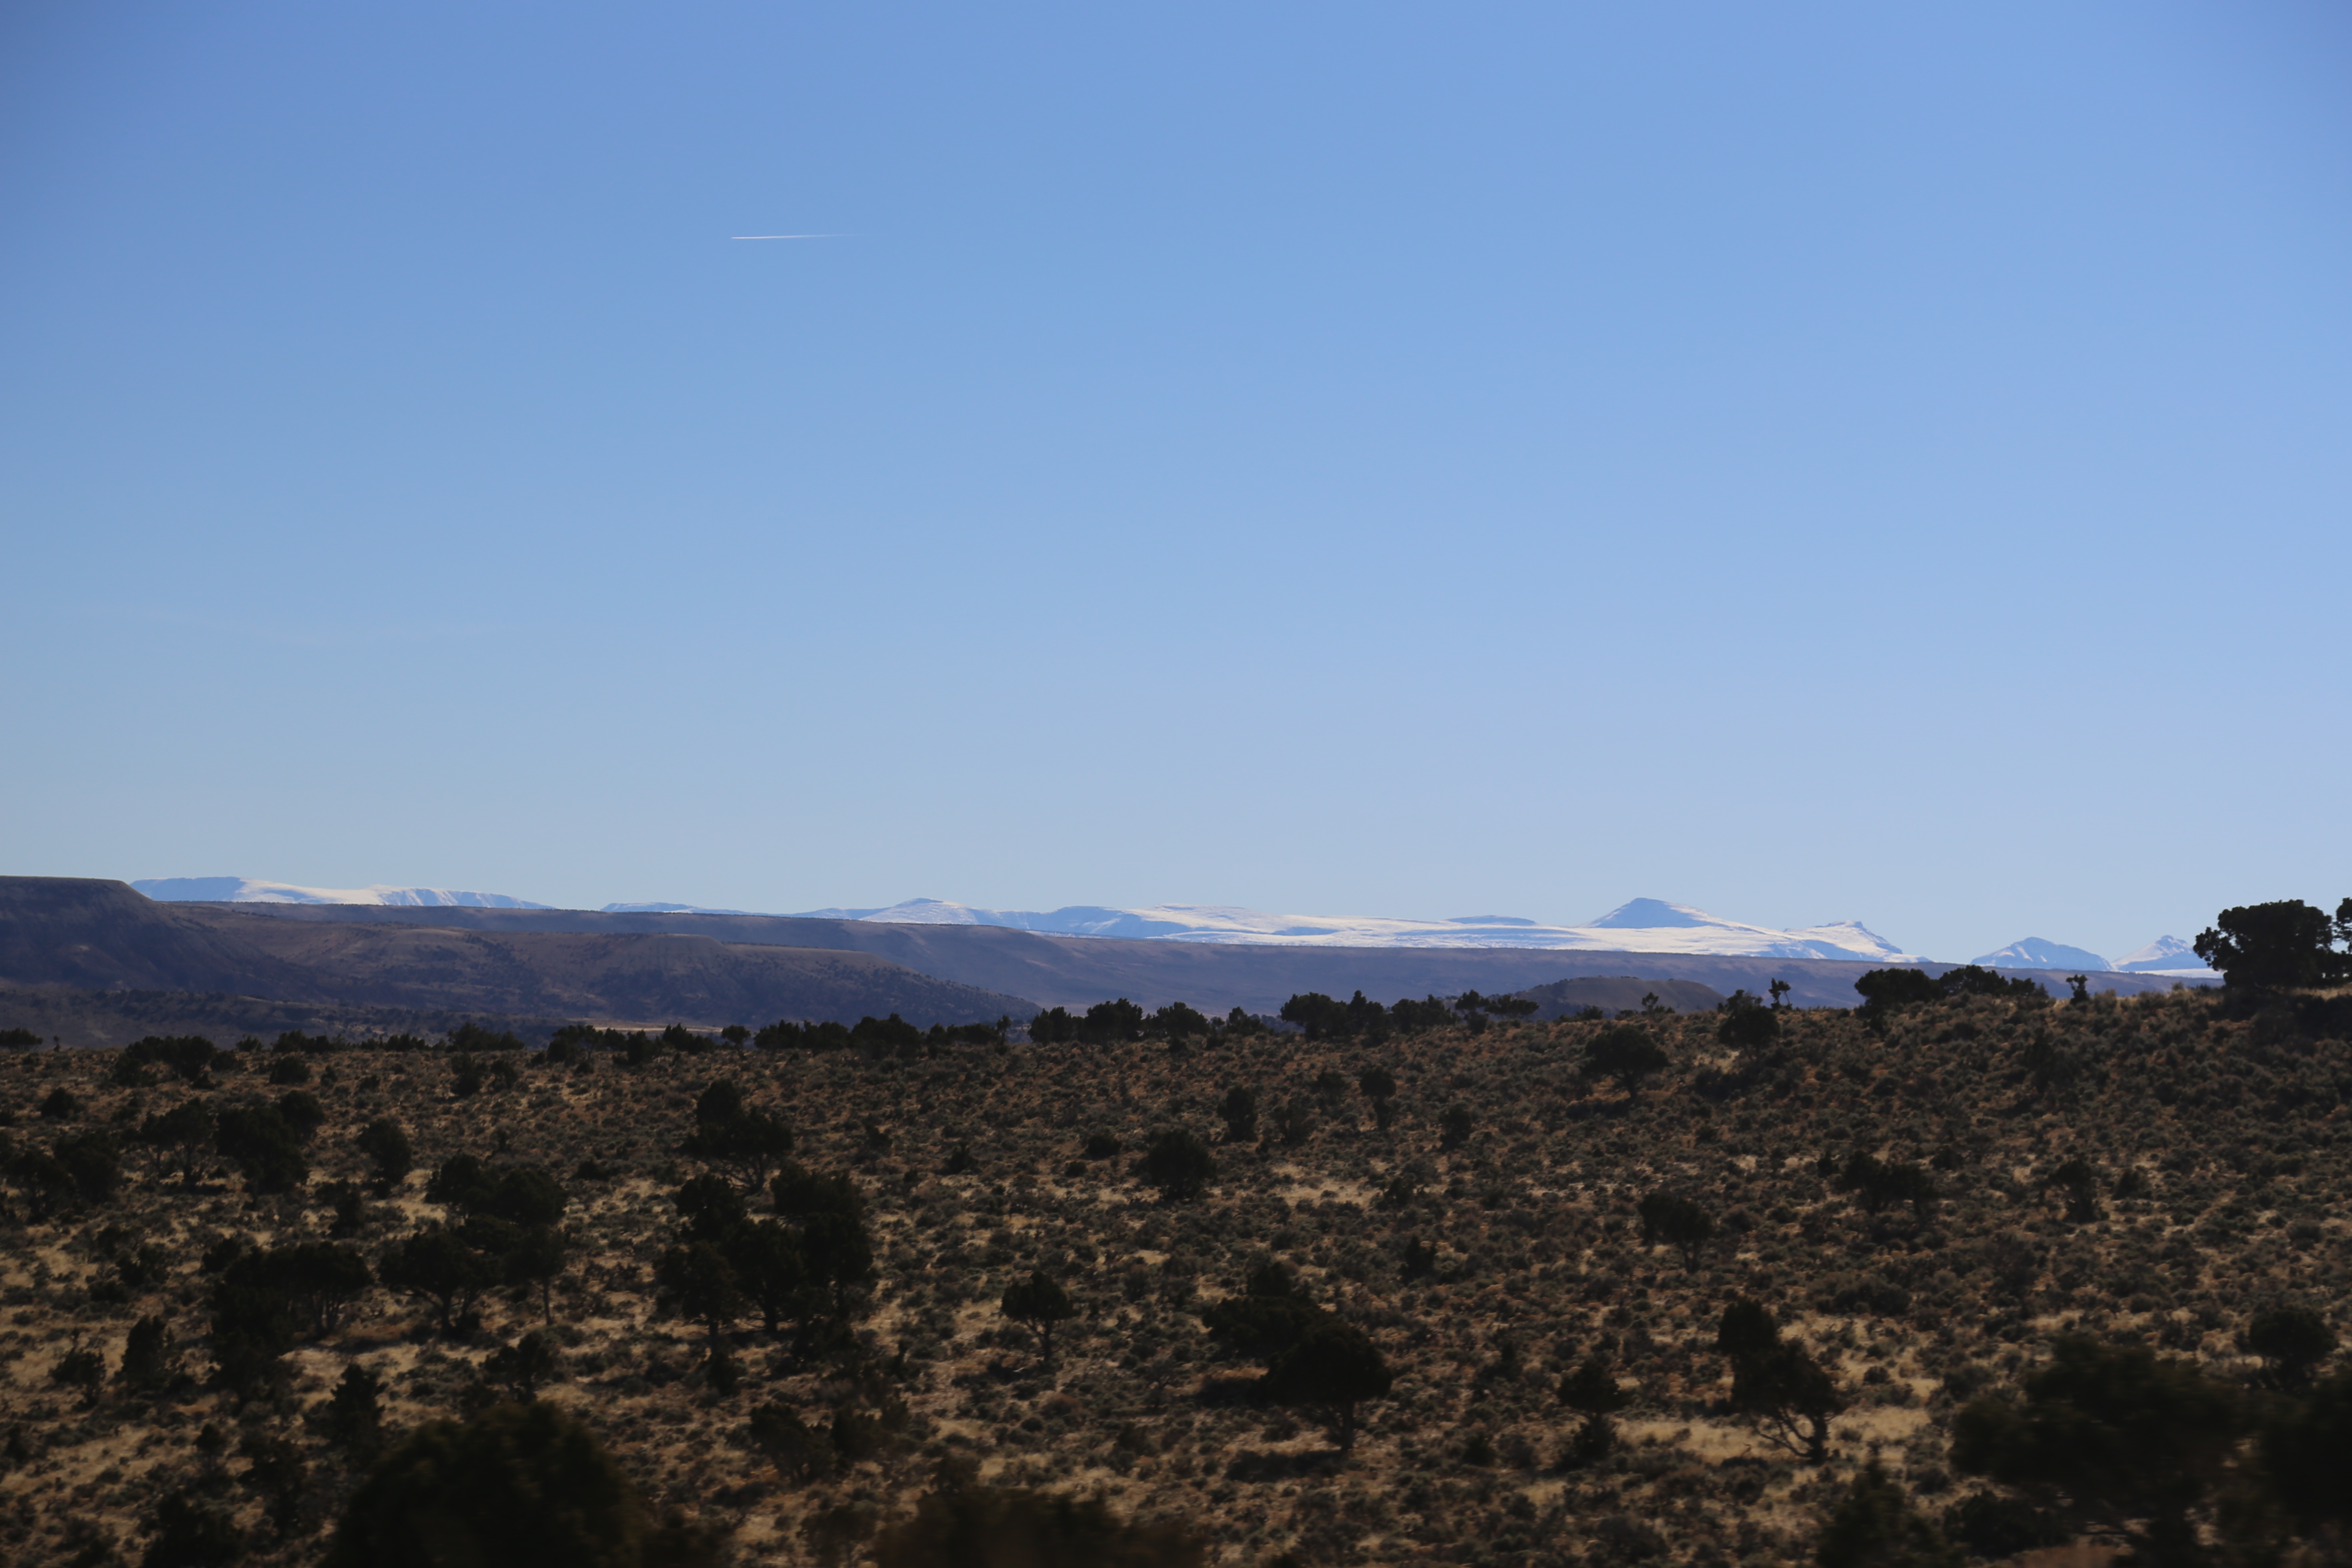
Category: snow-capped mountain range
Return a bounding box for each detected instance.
[1969,934,2217,979]
[795,897,1926,962]
[131,879,2215,972]
[2110,935,2217,977]
[132,878,551,910]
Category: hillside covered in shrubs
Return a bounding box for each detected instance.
[0,940,2348,1566]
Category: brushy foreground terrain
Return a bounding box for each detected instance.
[0,983,2347,1566]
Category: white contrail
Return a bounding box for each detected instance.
[731,233,846,240]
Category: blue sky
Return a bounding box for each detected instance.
[4,1,2348,962]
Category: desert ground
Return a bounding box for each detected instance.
[0,981,2344,1565]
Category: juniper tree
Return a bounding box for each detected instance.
[1000,1271,1076,1361]
[355,1118,412,1195]
[119,1314,177,1392]
[655,1240,745,1350]
[1217,1087,1258,1144]
[323,1363,385,1456]
[1951,1335,2244,1568]
[1262,1320,1393,1454]
[2242,1305,2336,1390]
[1635,1191,1715,1269]
[379,1227,500,1335]
[2194,899,2350,989]
[1583,1026,1669,1098]
[1137,1130,1214,1202]
[325,1402,703,1568]
[135,1102,215,1187]
[1717,1298,1846,1464]
[485,1330,564,1403]
[1557,1355,1631,1467]
[1815,1461,1961,1568]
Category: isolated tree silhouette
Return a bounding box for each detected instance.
[1716,1298,1846,1464]
[2242,1305,2337,1390]
[212,1102,306,1194]
[1000,1270,1076,1361]
[1138,1130,1215,1202]
[324,1362,385,1456]
[2042,1158,2101,1223]
[1216,1086,1258,1143]
[1558,1356,1629,1416]
[119,1314,176,1392]
[1583,1026,1669,1098]
[1852,967,1941,1028]
[1261,1320,1392,1453]
[1201,1262,1322,1357]
[1556,1354,1630,1466]
[1636,1191,1715,1268]
[1715,990,1782,1049]
[683,1091,793,1192]
[2195,900,2349,989]
[355,1118,413,1195]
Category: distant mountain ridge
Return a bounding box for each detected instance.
[2112,935,2218,977]
[803,896,1928,963]
[1968,934,2219,980]
[1972,937,2112,971]
[135,883,1926,959]
[79,880,2204,1018]
[135,878,550,910]
[131,879,2217,976]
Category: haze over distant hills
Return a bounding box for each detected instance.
[132,879,2217,975]
[142,883,1927,958]
[7,876,2205,1048]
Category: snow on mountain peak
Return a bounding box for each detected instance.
[2112,935,2217,976]
[135,877,548,910]
[827,896,1922,961]
[1972,937,2112,972]
[1585,898,1718,930]
[854,898,986,925]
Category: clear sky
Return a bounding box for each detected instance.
[4,2,2348,962]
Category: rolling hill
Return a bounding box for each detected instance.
[0,879,1034,1038]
